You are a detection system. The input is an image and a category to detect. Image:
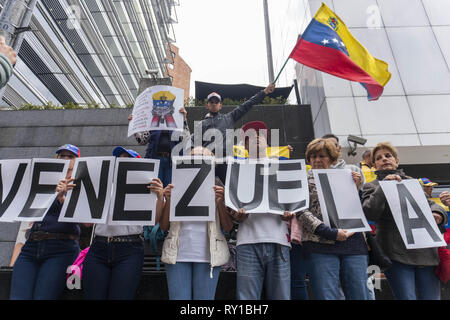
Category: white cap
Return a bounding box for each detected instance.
[207,92,221,102]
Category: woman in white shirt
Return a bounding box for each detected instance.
[83,146,165,300]
[159,147,233,300]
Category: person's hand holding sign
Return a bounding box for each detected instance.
[179,107,187,122]
[56,178,76,204]
[148,178,164,200]
[281,211,295,221]
[383,174,402,182]
[336,229,354,241]
[440,191,450,207]
[163,184,174,201]
[231,208,249,222]
[214,185,225,205]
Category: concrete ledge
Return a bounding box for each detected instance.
[0,105,314,160]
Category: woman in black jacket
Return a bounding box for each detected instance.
[362,142,447,300]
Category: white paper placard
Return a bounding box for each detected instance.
[225,159,309,214]
[170,156,215,221]
[313,169,371,233]
[128,85,185,136]
[0,159,32,222]
[109,158,160,226]
[59,157,115,224]
[379,179,446,249]
[14,158,70,222]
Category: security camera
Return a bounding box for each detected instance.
[146,69,159,75]
[347,135,367,157]
[145,69,159,78]
[347,135,367,146]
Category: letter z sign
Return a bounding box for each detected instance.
[170,156,215,222]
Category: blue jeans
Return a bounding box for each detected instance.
[384,260,440,300]
[82,239,144,300]
[157,155,172,187]
[236,243,291,300]
[307,253,369,300]
[165,262,221,300]
[290,244,309,300]
[10,239,79,300]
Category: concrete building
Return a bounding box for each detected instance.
[165,43,191,103]
[296,0,450,182]
[0,0,179,108]
[0,0,181,267]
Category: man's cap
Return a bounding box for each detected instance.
[242,120,268,133]
[56,144,80,157]
[419,178,438,187]
[113,146,141,158]
[207,92,221,102]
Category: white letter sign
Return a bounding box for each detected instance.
[59,157,115,224]
[379,179,445,249]
[109,158,160,226]
[225,159,308,214]
[313,169,371,232]
[170,156,215,221]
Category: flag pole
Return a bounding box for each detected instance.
[273,57,290,83]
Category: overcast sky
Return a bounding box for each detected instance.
[172,0,309,100]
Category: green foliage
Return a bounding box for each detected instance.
[184,96,288,107]
[11,101,134,110]
[12,96,287,110]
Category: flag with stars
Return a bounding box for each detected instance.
[289,3,391,100]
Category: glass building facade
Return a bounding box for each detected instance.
[0,0,178,107]
[297,0,450,166]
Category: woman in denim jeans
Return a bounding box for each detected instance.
[159,147,233,300]
[82,147,165,300]
[10,144,81,300]
[296,138,369,300]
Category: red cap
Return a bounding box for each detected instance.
[242,121,269,141]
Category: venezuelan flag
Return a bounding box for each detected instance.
[290,3,391,100]
[233,145,291,160]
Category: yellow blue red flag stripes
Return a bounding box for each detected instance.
[233,145,290,160]
[289,3,391,101]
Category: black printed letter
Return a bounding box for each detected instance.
[175,159,212,217]
[318,173,365,229]
[397,183,442,245]
[113,162,155,222]
[63,160,111,220]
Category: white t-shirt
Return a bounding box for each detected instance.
[236,212,291,248]
[176,221,210,263]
